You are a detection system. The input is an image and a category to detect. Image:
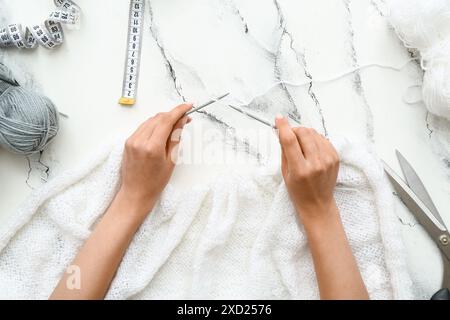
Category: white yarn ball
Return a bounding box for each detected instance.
[422,39,450,120]
[388,0,450,50]
[388,0,450,120]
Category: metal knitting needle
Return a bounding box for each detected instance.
[186,93,230,116]
[227,104,276,129]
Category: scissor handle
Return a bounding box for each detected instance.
[431,288,450,300]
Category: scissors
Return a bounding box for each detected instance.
[383,150,450,300]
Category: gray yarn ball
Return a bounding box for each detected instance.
[0,63,59,155]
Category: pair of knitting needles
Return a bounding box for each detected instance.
[186,93,276,129]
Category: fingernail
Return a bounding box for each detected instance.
[276,114,284,120]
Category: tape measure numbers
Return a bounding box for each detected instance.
[119,0,145,106]
[0,0,80,50]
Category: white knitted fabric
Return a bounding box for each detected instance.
[0,138,414,299]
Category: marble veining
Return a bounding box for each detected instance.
[428,114,450,175]
[343,0,374,140]
[148,4,185,101]
[145,0,398,147]
[301,52,328,136]
[144,0,449,183]
[272,0,304,125]
[370,0,386,17]
[0,0,449,297]
[226,0,249,34]
[148,0,266,161]
[0,1,448,187]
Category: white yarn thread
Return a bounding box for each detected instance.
[387,0,450,120]
[231,59,416,107]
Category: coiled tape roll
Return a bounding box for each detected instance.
[0,0,80,50]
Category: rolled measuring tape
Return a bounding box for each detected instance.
[0,0,80,50]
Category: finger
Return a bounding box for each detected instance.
[293,127,319,161]
[167,115,191,162]
[275,116,305,167]
[150,103,193,146]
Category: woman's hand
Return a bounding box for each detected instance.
[275,116,368,300]
[50,103,192,300]
[119,103,192,218]
[275,116,339,227]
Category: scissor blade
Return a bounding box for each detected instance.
[396,150,446,228]
[383,161,450,261]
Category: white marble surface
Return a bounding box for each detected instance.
[0,0,449,298]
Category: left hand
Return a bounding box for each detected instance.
[118,103,193,218]
[50,103,193,300]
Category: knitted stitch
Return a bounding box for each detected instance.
[0,138,414,299]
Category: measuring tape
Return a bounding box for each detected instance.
[0,0,80,50]
[0,0,143,105]
[119,0,145,106]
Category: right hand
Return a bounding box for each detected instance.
[118,103,193,219]
[275,116,340,227]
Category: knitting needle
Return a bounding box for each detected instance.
[226,104,276,129]
[186,93,230,116]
